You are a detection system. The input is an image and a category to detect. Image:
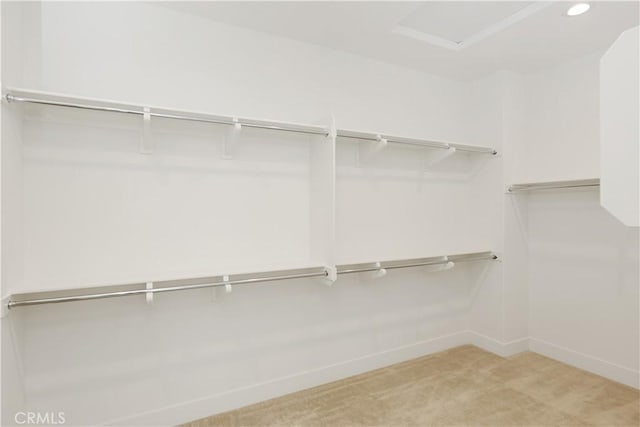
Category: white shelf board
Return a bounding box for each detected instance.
[507,178,600,193]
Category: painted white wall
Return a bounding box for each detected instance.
[2,1,637,425]
[511,52,602,184]
[501,71,530,343]
[3,2,503,425]
[600,26,639,227]
[463,72,511,344]
[511,44,639,388]
[527,189,639,387]
[12,1,501,290]
[1,0,24,296]
[20,108,326,292]
[1,1,26,425]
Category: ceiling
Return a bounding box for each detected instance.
[158,1,640,80]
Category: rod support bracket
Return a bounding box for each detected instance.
[322,266,337,286]
[357,134,387,165]
[140,107,153,155]
[376,134,388,147]
[420,256,452,273]
[223,275,232,293]
[222,118,241,160]
[145,282,154,305]
[1,296,10,318]
[363,262,387,279]
[424,146,456,168]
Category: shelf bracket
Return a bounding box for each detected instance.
[424,146,456,168]
[222,118,241,159]
[421,256,454,273]
[363,261,387,279]
[223,275,232,293]
[145,282,154,305]
[140,107,153,154]
[1,295,10,318]
[357,134,388,166]
[322,266,337,286]
[210,275,232,301]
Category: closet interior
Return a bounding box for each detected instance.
[1,2,638,426]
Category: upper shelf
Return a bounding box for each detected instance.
[507,178,600,193]
[336,129,497,155]
[4,87,497,156]
[4,87,328,136]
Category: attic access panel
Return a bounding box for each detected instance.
[394,1,546,51]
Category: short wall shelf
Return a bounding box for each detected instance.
[507,178,600,193]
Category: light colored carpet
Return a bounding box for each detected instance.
[182,345,640,426]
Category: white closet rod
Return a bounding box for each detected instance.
[6,251,497,309]
[507,178,600,193]
[4,88,496,155]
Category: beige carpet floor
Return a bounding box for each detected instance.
[182,345,639,426]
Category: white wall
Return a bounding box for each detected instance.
[13,1,503,291]
[510,53,640,388]
[1,1,26,424]
[511,52,602,183]
[527,189,639,387]
[3,2,504,425]
[2,2,637,425]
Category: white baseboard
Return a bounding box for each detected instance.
[529,337,640,389]
[469,331,529,357]
[468,331,529,357]
[108,331,470,426]
[107,333,638,426]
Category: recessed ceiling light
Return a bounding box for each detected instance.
[567,3,590,16]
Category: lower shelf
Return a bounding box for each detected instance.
[507,178,600,193]
[5,251,497,310]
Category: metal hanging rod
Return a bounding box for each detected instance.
[507,178,600,193]
[5,88,496,155]
[7,268,330,309]
[5,251,497,310]
[337,251,497,275]
[336,129,498,155]
[4,88,329,137]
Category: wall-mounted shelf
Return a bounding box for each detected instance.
[507,178,600,193]
[4,87,329,137]
[4,87,497,156]
[337,251,496,274]
[336,129,497,155]
[5,251,497,310]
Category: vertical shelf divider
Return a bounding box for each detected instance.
[309,115,337,279]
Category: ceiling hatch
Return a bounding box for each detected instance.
[393,1,551,51]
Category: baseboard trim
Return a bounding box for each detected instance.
[468,331,529,357]
[529,337,639,389]
[107,331,470,426]
[106,333,638,425]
